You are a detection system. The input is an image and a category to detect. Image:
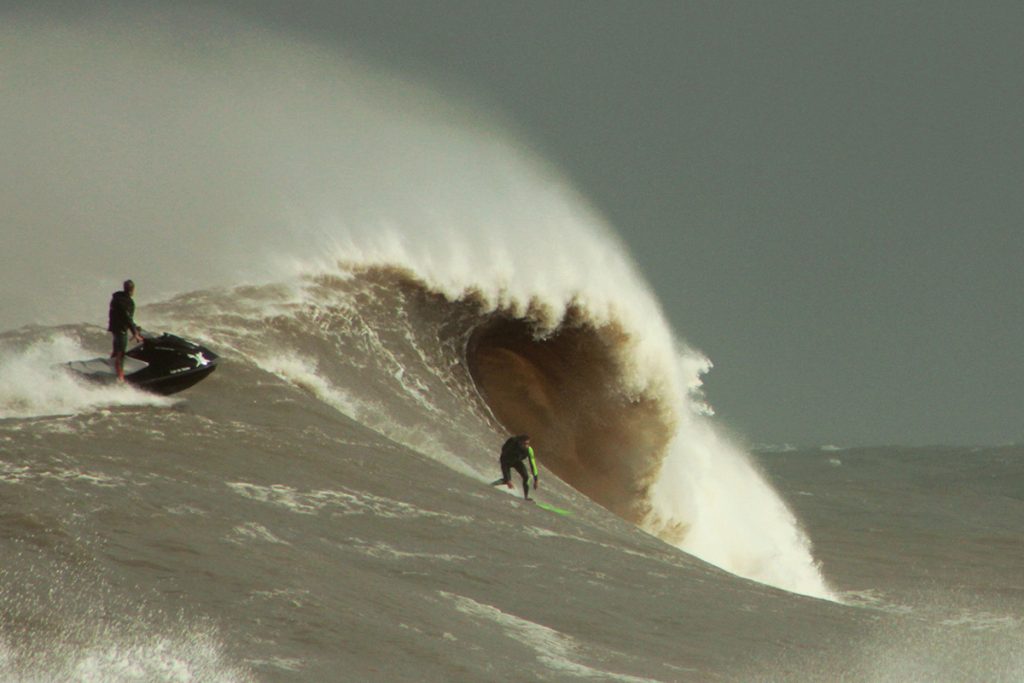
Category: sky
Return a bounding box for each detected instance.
[6,1,1023,447]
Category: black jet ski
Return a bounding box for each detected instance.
[66,331,219,395]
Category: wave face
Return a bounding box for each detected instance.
[0,7,832,600]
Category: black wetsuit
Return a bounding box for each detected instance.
[108,290,138,354]
[500,436,538,500]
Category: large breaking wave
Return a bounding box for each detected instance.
[0,7,832,598]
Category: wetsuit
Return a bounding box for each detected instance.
[108,290,138,355]
[500,436,538,500]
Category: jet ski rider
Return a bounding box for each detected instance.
[108,279,144,381]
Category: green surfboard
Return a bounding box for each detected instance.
[534,501,571,516]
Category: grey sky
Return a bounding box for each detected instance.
[8,1,1023,446]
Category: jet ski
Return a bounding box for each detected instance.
[66,331,219,395]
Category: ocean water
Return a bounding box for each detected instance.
[1,9,1022,682]
[2,274,1021,682]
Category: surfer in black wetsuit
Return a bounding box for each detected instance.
[496,434,539,500]
[108,279,143,381]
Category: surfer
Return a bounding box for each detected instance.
[108,279,143,381]
[497,434,539,500]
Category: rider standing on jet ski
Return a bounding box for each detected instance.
[108,279,143,381]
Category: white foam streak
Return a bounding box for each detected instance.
[0,631,253,683]
[0,335,173,419]
[445,592,658,682]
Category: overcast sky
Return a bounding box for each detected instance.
[10,1,1023,447]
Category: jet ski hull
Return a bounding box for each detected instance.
[127,361,218,395]
[66,332,219,396]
